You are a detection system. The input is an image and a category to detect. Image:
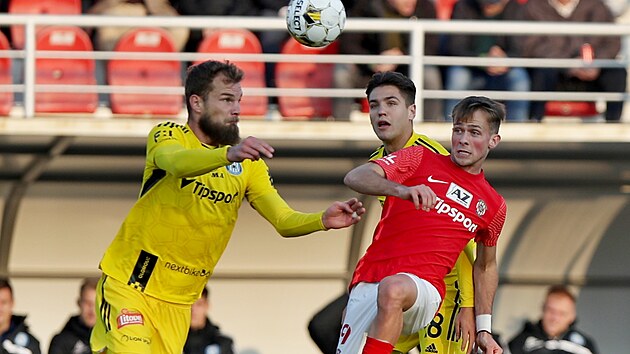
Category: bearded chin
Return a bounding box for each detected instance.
[200,115,241,146]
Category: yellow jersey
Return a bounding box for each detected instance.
[99,122,325,304]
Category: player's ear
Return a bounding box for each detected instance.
[189,94,203,113]
[407,103,416,122]
[488,134,501,149]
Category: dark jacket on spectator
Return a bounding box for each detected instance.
[522,0,620,59]
[48,315,91,354]
[509,320,598,354]
[340,0,439,77]
[183,318,234,354]
[0,315,41,354]
[446,0,526,57]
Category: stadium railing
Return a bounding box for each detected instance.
[0,14,628,121]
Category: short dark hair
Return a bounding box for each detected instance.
[184,60,244,115]
[546,285,576,303]
[0,277,13,299]
[365,71,416,107]
[451,96,505,134]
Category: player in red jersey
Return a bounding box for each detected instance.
[339,96,507,354]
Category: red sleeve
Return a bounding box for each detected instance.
[371,146,424,185]
[475,198,506,247]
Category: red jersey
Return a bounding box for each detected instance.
[350,145,506,298]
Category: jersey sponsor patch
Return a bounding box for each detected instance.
[128,250,158,291]
[446,183,473,209]
[435,197,478,232]
[117,309,144,329]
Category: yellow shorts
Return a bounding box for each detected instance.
[393,282,467,354]
[90,275,191,354]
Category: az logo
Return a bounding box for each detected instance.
[446,183,472,209]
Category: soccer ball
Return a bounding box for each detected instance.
[286,0,346,48]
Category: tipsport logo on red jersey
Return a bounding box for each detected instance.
[434,196,478,232]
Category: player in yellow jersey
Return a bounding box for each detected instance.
[90,60,365,354]
[366,71,476,354]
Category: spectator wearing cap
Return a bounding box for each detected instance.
[443,0,530,121]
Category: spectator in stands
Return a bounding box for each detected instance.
[0,277,41,354]
[87,0,189,52]
[334,0,444,121]
[48,277,98,354]
[183,286,234,354]
[444,0,531,121]
[522,0,627,122]
[173,0,258,53]
[509,284,598,354]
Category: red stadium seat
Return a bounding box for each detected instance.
[9,0,82,50]
[108,28,183,116]
[0,32,13,116]
[545,101,599,117]
[275,39,338,120]
[35,26,97,113]
[196,29,268,118]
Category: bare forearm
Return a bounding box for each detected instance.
[344,164,402,197]
[473,260,498,315]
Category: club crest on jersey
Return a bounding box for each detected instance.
[117,309,144,329]
[226,162,242,176]
[446,183,473,209]
[476,199,487,216]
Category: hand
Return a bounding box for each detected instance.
[226,136,274,162]
[474,331,502,354]
[455,307,475,354]
[322,198,365,229]
[395,184,436,211]
[569,67,600,81]
[486,46,508,76]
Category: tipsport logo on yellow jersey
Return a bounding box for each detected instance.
[181,178,239,204]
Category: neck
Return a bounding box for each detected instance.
[385,131,413,154]
[187,120,212,145]
[0,318,10,335]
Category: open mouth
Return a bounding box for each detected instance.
[377,121,390,128]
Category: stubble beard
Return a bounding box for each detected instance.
[199,112,241,146]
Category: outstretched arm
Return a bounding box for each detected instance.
[344,163,436,211]
[473,244,502,354]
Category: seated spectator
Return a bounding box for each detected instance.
[173,0,258,53]
[183,286,234,354]
[444,0,531,121]
[87,0,189,52]
[508,284,599,354]
[522,0,627,122]
[48,277,99,354]
[334,0,444,121]
[0,277,41,354]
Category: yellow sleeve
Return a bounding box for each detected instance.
[457,240,476,308]
[250,192,326,237]
[246,160,326,237]
[147,124,231,178]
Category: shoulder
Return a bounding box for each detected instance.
[411,132,448,155]
[369,145,386,161]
